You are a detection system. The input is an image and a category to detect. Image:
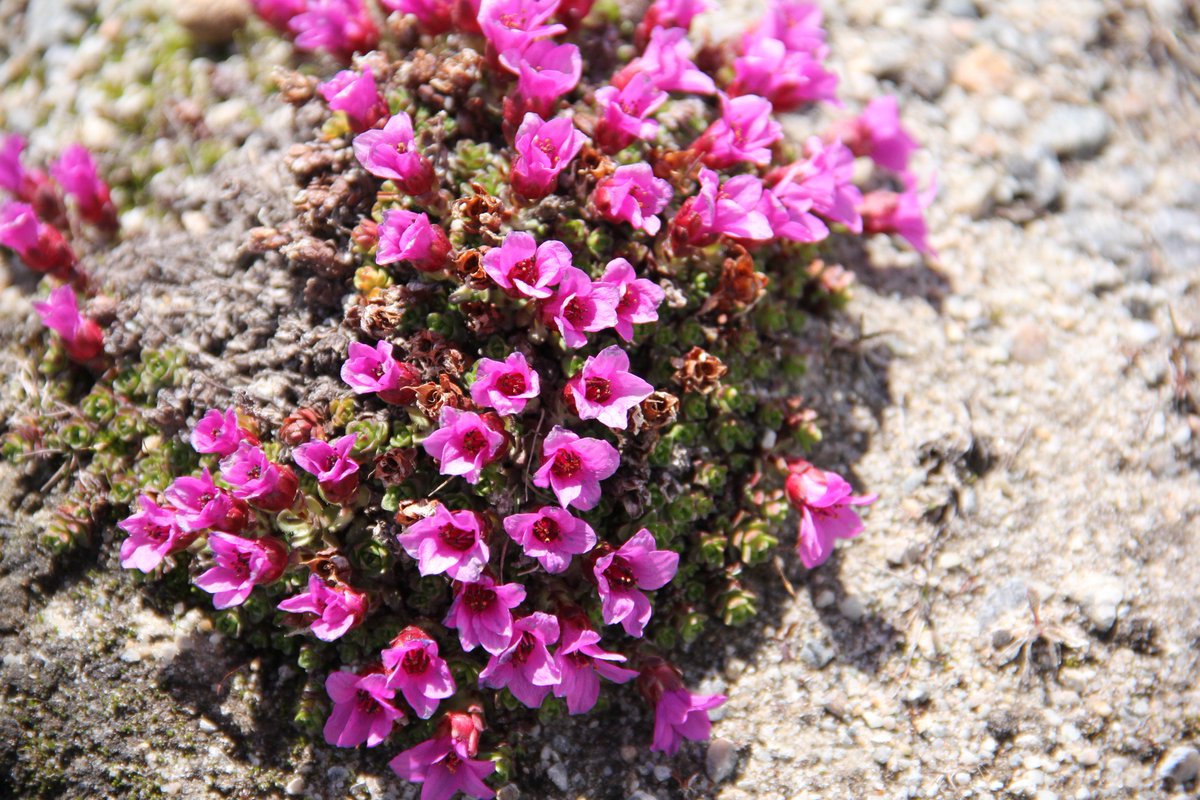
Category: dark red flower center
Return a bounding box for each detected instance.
[532,517,559,543]
[463,583,495,612]
[402,648,430,675]
[147,525,170,543]
[496,372,527,396]
[510,257,538,286]
[536,136,559,165]
[355,688,376,712]
[325,454,339,471]
[461,429,487,455]
[550,449,581,477]
[513,631,535,664]
[604,556,637,590]
[439,523,476,552]
[563,297,588,326]
[616,287,635,314]
[584,377,612,403]
[443,753,462,774]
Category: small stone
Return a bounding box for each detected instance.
[175,0,251,44]
[799,639,835,670]
[952,44,1015,94]
[872,746,893,765]
[652,765,671,782]
[814,590,836,609]
[1157,746,1200,788]
[1077,748,1100,768]
[1034,106,1111,160]
[496,785,520,800]
[197,716,218,733]
[546,763,569,793]
[838,596,866,621]
[904,685,931,706]
[1071,574,1124,632]
[285,777,305,796]
[620,745,638,763]
[1010,322,1049,365]
[706,738,738,783]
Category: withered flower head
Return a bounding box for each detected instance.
[672,347,728,395]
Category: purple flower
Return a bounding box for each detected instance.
[31,285,103,362]
[639,660,725,755]
[827,95,918,173]
[118,495,196,573]
[444,575,527,654]
[288,0,378,62]
[694,93,782,169]
[319,69,387,132]
[595,257,664,342]
[859,172,936,255]
[532,426,620,511]
[340,339,421,404]
[0,134,30,195]
[768,136,863,232]
[593,528,678,637]
[278,572,369,641]
[324,670,405,748]
[613,27,716,95]
[672,168,773,246]
[353,113,436,196]
[731,36,838,111]
[389,734,495,800]
[593,73,668,154]
[377,209,452,272]
[1,201,76,279]
[540,266,620,349]
[382,0,454,34]
[470,352,541,416]
[190,407,255,457]
[481,231,570,299]
[422,407,507,485]
[397,505,490,582]
[478,612,562,708]
[752,0,826,55]
[293,433,361,504]
[194,532,289,609]
[163,468,240,532]
[382,626,457,719]
[638,0,709,38]
[564,345,653,430]
[593,163,674,235]
[758,184,828,243]
[250,0,305,31]
[502,506,596,573]
[50,144,117,229]
[480,0,565,61]
[219,443,300,513]
[785,459,878,568]
[552,612,637,714]
[513,40,582,118]
[510,113,588,200]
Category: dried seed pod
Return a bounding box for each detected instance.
[709,245,768,313]
[373,448,418,486]
[672,347,727,395]
[640,391,680,428]
[274,67,318,105]
[452,188,506,238]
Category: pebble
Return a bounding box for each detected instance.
[1157,746,1200,788]
[1076,748,1100,768]
[706,738,738,783]
[546,763,569,792]
[839,596,866,621]
[1071,574,1124,632]
[952,44,1016,93]
[284,777,305,796]
[1034,106,1111,159]
[1009,322,1049,365]
[652,765,672,782]
[175,0,251,44]
[799,639,835,670]
[814,590,836,609]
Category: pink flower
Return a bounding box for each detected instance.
[552,611,637,714]
[532,426,620,510]
[118,495,197,573]
[219,443,300,513]
[671,168,773,246]
[785,459,877,568]
[593,163,673,235]
[639,660,726,755]
[731,35,838,111]
[470,352,541,416]
[828,96,918,173]
[163,468,247,532]
[510,113,588,200]
[293,433,361,504]
[512,40,582,119]
[278,572,370,641]
[353,113,436,196]
[31,285,103,362]
[595,257,664,342]
[251,0,305,31]
[613,27,716,95]
[323,670,405,747]
[758,185,828,243]
[0,134,31,196]
[194,532,289,609]
[382,626,457,719]
[693,93,782,168]
[502,506,596,573]
[637,0,708,43]
[481,231,570,299]
[340,340,421,404]
[478,612,562,708]
[382,0,454,34]
[1,202,77,279]
[752,0,826,55]
[592,528,678,637]
[422,407,507,485]
[479,0,565,61]
[397,505,490,582]
[389,734,495,800]
[767,137,863,233]
[289,0,379,62]
[444,575,527,654]
[540,266,619,348]
[320,69,387,132]
[190,407,256,457]
[859,172,936,256]
[564,345,653,430]
[593,73,667,154]
[50,144,117,229]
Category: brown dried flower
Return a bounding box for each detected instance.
[374,448,418,486]
[639,391,680,428]
[672,347,728,395]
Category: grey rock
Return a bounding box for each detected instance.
[995,150,1063,220]
[706,738,738,783]
[546,763,570,793]
[937,0,979,17]
[1034,106,1111,159]
[496,785,521,800]
[652,765,671,782]
[25,0,88,49]
[284,777,305,796]
[1158,746,1200,788]
[799,639,835,669]
[1071,574,1125,632]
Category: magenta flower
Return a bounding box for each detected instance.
[382,0,454,34]
[613,27,716,95]
[219,443,300,513]
[382,626,457,719]
[639,0,709,37]
[532,426,620,511]
[828,96,918,173]
[593,163,673,235]
[513,40,582,118]
[731,36,838,111]
[319,69,387,132]
[553,612,637,714]
[389,734,495,800]
[510,113,588,200]
[353,113,436,196]
[0,134,31,196]
[190,407,256,457]
[324,670,405,748]
[540,266,619,348]
[859,172,936,255]
[31,285,104,362]
[444,575,527,654]
[672,168,773,246]
[251,0,305,31]
[478,612,562,708]
[752,0,826,55]
[758,185,828,243]
[422,407,506,485]
[785,459,877,568]
[118,495,196,573]
[481,231,570,299]
[397,505,490,582]
[768,136,863,233]
[480,0,565,62]
[593,528,679,637]
[278,572,370,641]
[639,660,726,755]
[593,73,667,154]
[693,93,782,169]
[596,257,664,342]
[470,352,540,416]
[163,468,243,532]
[50,144,117,229]
[194,532,288,609]
[502,506,596,573]
[289,0,379,62]
[564,345,653,430]
[340,339,421,404]
[1,201,76,279]
[293,433,361,504]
